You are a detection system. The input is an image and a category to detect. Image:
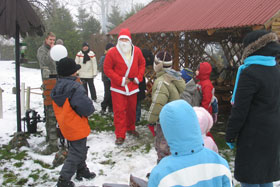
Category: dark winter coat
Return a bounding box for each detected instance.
[99,55,110,82]
[137,77,146,101]
[226,63,280,183]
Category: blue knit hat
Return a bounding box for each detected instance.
[181,68,193,83]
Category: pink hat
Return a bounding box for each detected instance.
[193,107,213,135]
[118,28,132,43]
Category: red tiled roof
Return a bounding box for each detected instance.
[110,0,280,35]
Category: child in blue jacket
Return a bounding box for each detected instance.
[148,100,232,187]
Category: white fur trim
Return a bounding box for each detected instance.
[134,77,139,84]
[154,55,173,67]
[121,77,126,87]
[110,87,139,96]
[118,35,132,43]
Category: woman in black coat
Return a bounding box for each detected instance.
[226,30,280,187]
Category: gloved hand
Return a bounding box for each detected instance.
[226,142,235,150]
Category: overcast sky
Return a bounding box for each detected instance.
[60,0,152,21]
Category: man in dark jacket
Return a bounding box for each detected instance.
[226,30,280,187]
[99,43,114,114]
[51,57,96,187]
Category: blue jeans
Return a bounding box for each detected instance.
[241,182,273,187]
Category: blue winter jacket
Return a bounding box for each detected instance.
[148,100,232,187]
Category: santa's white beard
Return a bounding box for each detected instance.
[118,41,132,54]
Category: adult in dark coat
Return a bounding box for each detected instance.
[226,30,280,187]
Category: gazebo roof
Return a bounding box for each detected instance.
[110,0,280,35]
[0,0,45,38]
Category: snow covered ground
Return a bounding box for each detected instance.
[0,60,156,186]
[0,60,279,186]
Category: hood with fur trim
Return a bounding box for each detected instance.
[242,31,280,61]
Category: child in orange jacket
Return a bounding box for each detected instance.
[51,57,96,187]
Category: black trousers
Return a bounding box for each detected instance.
[81,78,97,100]
[101,80,112,110]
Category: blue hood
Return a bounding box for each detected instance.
[159,100,204,156]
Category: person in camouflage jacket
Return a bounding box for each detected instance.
[147,51,185,163]
[36,32,58,155]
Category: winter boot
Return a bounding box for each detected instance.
[75,167,96,181]
[57,176,74,187]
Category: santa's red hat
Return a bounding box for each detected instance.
[118,28,132,43]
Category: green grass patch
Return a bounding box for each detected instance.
[3,172,17,185]
[0,145,27,161]
[41,173,50,181]
[89,113,114,132]
[29,173,40,181]
[16,178,28,185]
[100,159,116,166]
[98,169,105,176]
[34,160,52,169]
[14,162,24,168]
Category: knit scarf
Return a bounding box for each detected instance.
[231,55,276,104]
[82,49,90,64]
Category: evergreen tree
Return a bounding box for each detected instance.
[76,7,101,42]
[124,3,144,20]
[82,16,101,42]
[76,7,90,31]
[107,5,123,32]
[23,1,81,60]
[46,6,81,58]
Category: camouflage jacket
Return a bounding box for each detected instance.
[37,43,57,79]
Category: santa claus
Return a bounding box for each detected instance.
[103,28,146,145]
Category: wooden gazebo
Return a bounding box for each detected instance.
[109,0,280,112]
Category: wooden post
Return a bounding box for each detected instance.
[184,32,189,68]
[26,86,30,110]
[173,33,180,71]
[20,82,25,115]
[0,87,3,119]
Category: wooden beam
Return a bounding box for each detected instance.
[207,29,216,36]
[173,33,180,71]
[252,25,264,30]
[264,10,280,29]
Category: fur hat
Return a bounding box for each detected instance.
[181,68,193,83]
[82,42,89,47]
[242,30,280,61]
[153,51,173,72]
[193,107,213,135]
[105,43,114,51]
[153,51,173,73]
[57,57,81,76]
[118,28,132,43]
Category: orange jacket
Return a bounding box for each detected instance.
[52,98,90,141]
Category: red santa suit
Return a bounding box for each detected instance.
[103,28,146,140]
